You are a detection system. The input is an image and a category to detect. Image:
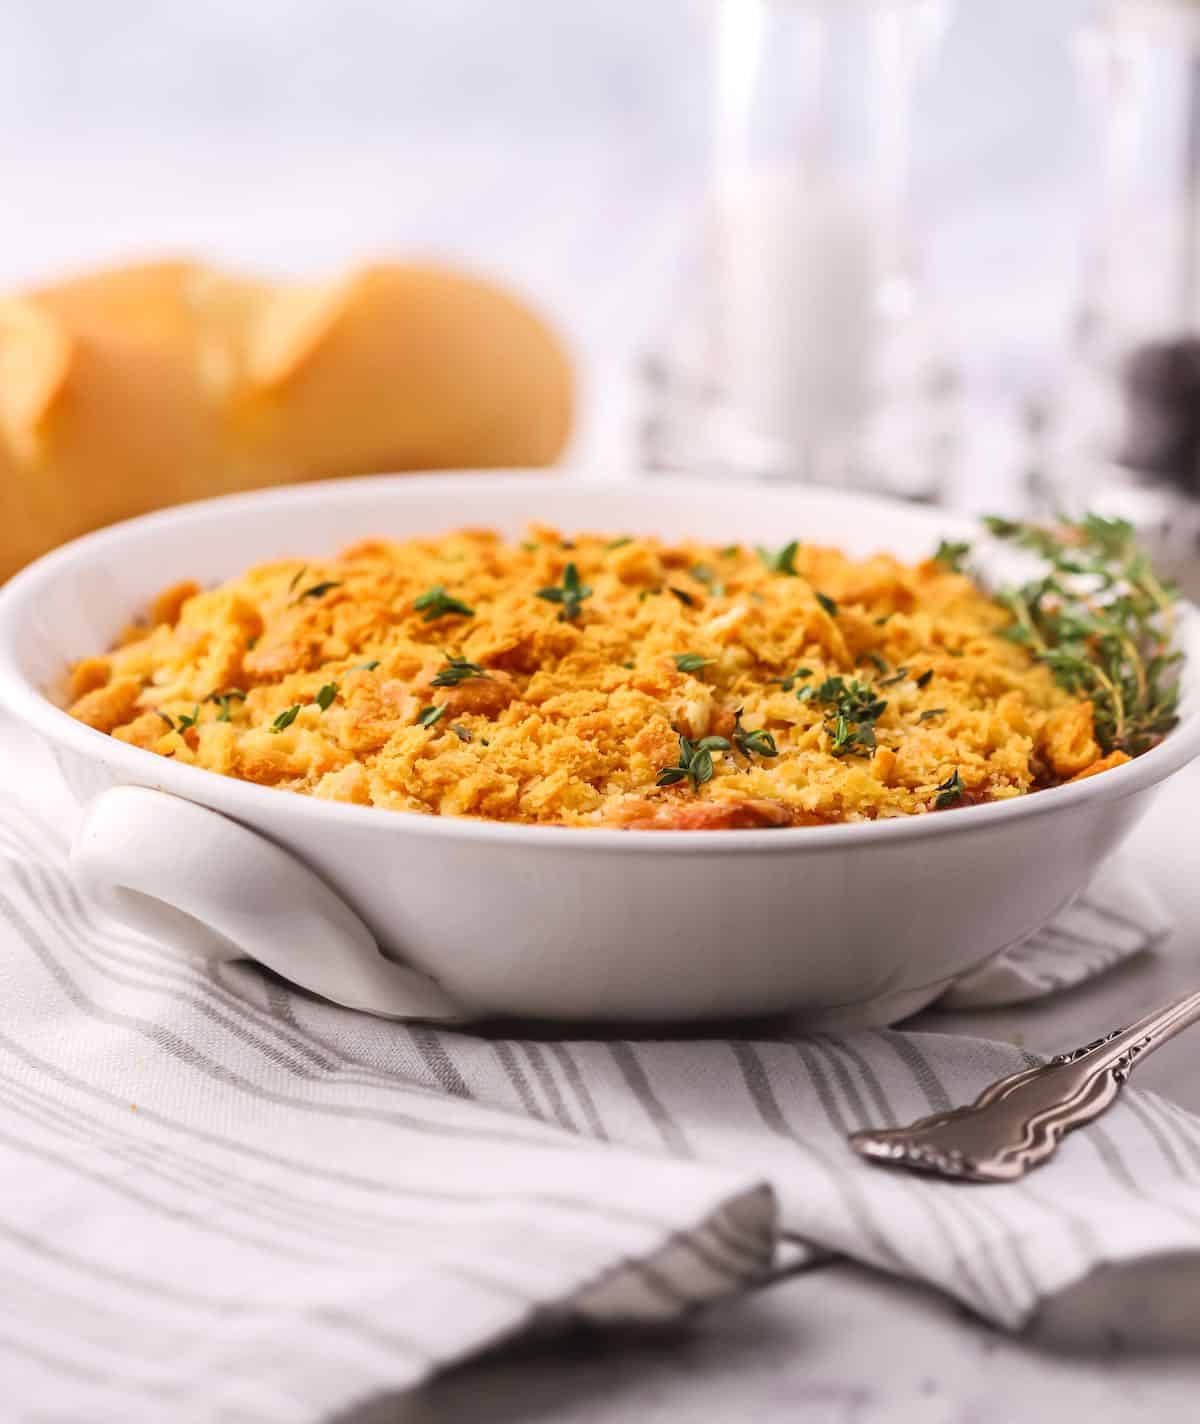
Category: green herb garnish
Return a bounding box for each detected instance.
[271,704,301,733]
[356,660,381,671]
[668,586,696,607]
[915,670,933,689]
[520,540,539,553]
[416,705,446,728]
[287,565,307,594]
[431,656,491,688]
[606,536,633,550]
[934,769,965,808]
[757,540,799,576]
[732,709,777,760]
[176,704,201,732]
[536,562,592,622]
[811,676,887,757]
[292,580,342,605]
[449,723,472,742]
[157,710,176,731]
[690,564,725,597]
[815,592,838,618]
[719,544,740,559]
[918,708,946,723]
[863,651,887,675]
[315,683,338,712]
[414,585,475,622]
[656,733,731,790]
[772,666,813,692]
[983,514,1180,756]
[207,688,246,722]
[673,653,710,674]
[879,667,909,687]
[933,539,971,573]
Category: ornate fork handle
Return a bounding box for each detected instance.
[848,989,1200,1183]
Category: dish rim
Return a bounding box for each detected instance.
[3,470,1199,857]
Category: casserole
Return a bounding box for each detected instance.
[2,474,1198,1025]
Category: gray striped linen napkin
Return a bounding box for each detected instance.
[1,771,1197,1422]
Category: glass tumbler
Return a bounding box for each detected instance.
[1049,0,1200,571]
[641,0,951,498]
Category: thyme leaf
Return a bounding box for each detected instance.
[292,580,342,605]
[933,539,971,573]
[416,704,446,728]
[414,585,475,622]
[431,656,490,688]
[983,514,1181,755]
[732,709,778,760]
[536,562,592,622]
[811,676,886,757]
[271,704,301,733]
[934,769,965,808]
[656,733,730,790]
[757,540,799,576]
[690,563,725,597]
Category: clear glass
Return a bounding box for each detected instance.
[641,0,952,498]
[1049,0,1200,560]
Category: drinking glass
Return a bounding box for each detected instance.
[641,0,952,499]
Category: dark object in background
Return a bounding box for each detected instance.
[1117,337,1200,492]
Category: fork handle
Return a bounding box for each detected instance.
[1053,989,1200,1082]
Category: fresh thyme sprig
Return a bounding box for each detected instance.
[732,710,777,761]
[934,769,965,808]
[982,514,1181,756]
[656,733,731,790]
[536,562,592,622]
[431,656,491,688]
[933,539,971,573]
[812,676,887,757]
[207,688,246,722]
[757,540,799,576]
[414,585,475,622]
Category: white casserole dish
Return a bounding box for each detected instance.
[1,473,1198,1027]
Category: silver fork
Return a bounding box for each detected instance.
[847,990,1200,1183]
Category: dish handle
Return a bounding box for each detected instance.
[70,785,470,1022]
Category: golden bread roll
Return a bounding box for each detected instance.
[0,259,572,581]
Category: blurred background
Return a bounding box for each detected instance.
[6,0,1200,566]
[0,2,1089,460]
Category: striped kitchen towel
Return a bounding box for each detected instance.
[1,777,1197,1422]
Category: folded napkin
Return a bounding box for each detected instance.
[1,738,1197,1422]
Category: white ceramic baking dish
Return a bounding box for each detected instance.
[2,474,1198,1026]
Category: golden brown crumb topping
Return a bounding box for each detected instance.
[66,527,1123,827]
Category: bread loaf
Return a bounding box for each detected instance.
[0,259,573,580]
